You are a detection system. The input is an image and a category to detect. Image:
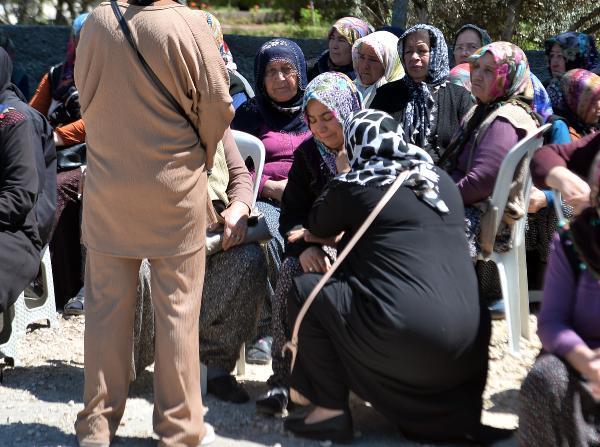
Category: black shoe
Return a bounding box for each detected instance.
[206,375,249,404]
[284,411,353,443]
[246,336,272,365]
[256,387,288,415]
[64,288,85,316]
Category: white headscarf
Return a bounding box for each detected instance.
[352,31,404,107]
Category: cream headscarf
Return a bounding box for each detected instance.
[352,31,404,107]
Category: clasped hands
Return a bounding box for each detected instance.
[287,227,343,274]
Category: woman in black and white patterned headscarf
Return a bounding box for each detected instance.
[284,109,491,444]
[370,24,474,163]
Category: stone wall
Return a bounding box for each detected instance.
[1,24,550,96]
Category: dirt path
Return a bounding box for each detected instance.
[0,315,540,446]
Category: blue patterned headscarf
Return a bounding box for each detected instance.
[253,38,308,133]
[530,72,553,123]
[397,24,450,148]
[302,72,362,172]
[544,32,600,114]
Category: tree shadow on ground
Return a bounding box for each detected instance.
[486,388,520,414]
[0,422,155,447]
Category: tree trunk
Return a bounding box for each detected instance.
[392,0,409,29]
[501,0,524,41]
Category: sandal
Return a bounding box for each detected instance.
[64,287,85,316]
[245,336,272,365]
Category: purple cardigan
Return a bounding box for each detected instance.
[538,235,600,357]
[451,117,526,205]
[253,123,311,195]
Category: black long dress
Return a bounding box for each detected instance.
[287,167,491,442]
[0,107,42,312]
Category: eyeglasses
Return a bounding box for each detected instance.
[455,43,480,53]
[265,66,297,80]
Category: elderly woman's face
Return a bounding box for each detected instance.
[403,30,430,82]
[470,52,498,104]
[329,29,353,67]
[357,44,385,86]
[549,43,566,77]
[584,98,600,125]
[454,29,482,65]
[306,99,344,151]
[264,60,299,103]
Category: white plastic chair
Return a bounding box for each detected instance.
[0,247,59,366]
[232,129,265,208]
[231,129,268,376]
[477,123,551,354]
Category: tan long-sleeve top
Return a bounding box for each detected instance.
[75,1,233,257]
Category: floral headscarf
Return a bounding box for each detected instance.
[302,72,362,172]
[253,38,308,133]
[329,17,373,46]
[202,11,237,71]
[449,63,472,91]
[467,41,534,104]
[352,31,404,107]
[397,24,450,148]
[560,68,600,131]
[337,109,449,214]
[544,32,600,114]
[530,72,553,123]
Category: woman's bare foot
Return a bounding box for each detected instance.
[304,406,345,424]
[289,388,311,406]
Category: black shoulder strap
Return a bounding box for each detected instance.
[110,1,200,142]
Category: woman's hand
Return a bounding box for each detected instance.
[299,246,331,273]
[220,201,249,251]
[566,345,600,399]
[262,179,288,203]
[546,166,591,216]
[528,186,548,213]
[335,148,351,174]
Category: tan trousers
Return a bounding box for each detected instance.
[75,247,206,447]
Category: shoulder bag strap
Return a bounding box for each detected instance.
[283,169,411,373]
[110,1,200,142]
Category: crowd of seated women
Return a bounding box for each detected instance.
[1,7,599,446]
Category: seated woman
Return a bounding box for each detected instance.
[307,17,372,82]
[133,128,268,403]
[0,107,42,316]
[544,32,599,115]
[441,42,540,258]
[203,11,253,110]
[30,13,89,313]
[351,30,404,107]
[370,24,473,162]
[519,154,600,447]
[548,69,600,144]
[256,72,362,414]
[284,109,490,443]
[451,23,553,123]
[231,38,312,364]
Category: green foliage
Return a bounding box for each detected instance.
[299,6,322,27]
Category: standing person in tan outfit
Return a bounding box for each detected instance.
[73,1,233,446]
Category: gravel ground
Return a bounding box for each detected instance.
[0,313,541,447]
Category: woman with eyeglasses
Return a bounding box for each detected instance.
[370,24,473,163]
[231,38,312,372]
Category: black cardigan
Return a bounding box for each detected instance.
[279,137,336,258]
[370,79,474,163]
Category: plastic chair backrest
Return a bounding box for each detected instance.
[231,129,265,208]
[484,123,551,246]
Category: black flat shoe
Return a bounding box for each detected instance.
[284,411,353,443]
[256,387,288,415]
[206,375,249,404]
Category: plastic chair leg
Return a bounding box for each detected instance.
[517,242,530,340]
[496,254,521,354]
[236,343,246,376]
